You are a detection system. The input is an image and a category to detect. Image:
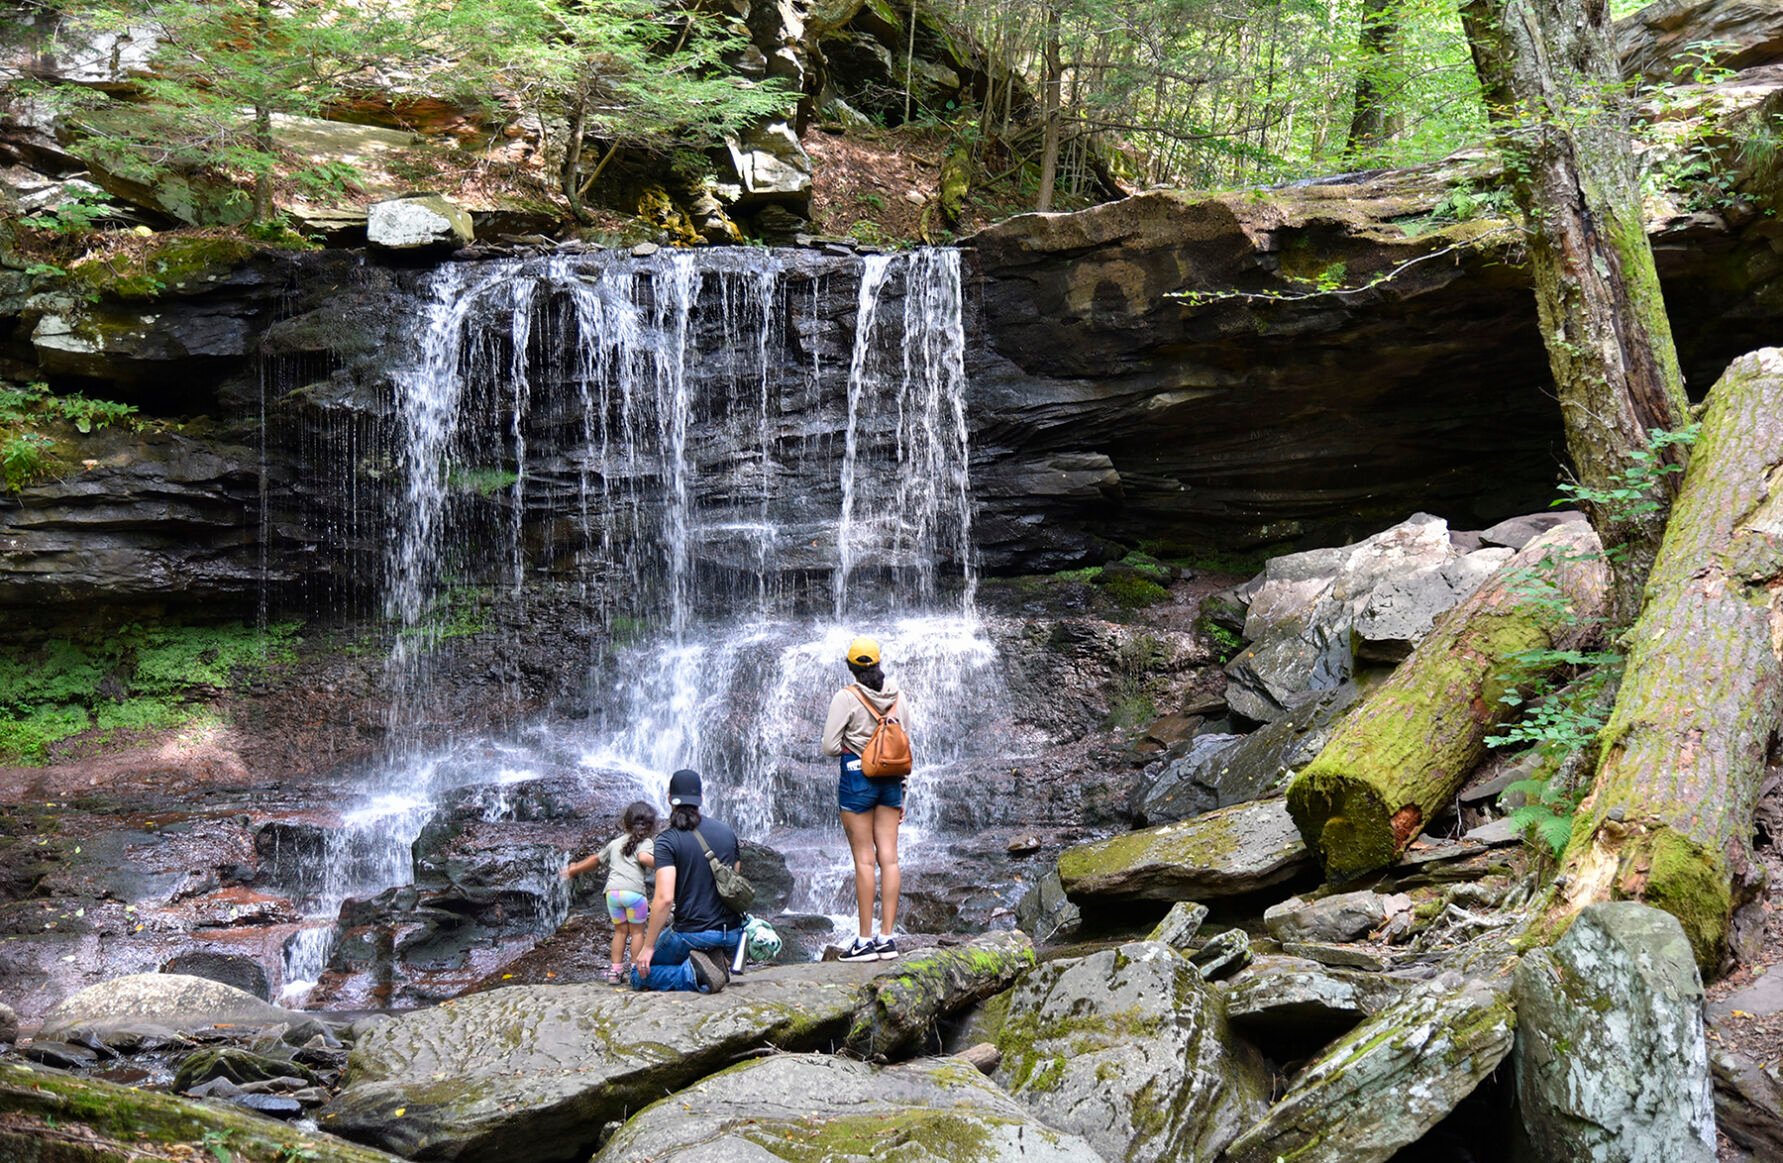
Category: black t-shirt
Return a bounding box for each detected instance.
[654,818,743,933]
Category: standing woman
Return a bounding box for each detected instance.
[822,635,907,962]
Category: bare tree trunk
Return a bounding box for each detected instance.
[560,94,590,224]
[1036,4,1061,211]
[251,0,274,225]
[1343,0,1400,162]
[1546,348,1783,971]
[1286,522,1610,879]
[1460,0,1690,627]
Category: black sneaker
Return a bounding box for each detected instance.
[873,935,899,960]
[687,949,729,994]
[839,938,880,962]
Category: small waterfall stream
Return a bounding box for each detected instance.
[279,247,996,1001]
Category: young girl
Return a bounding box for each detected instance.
[562,801,659,984]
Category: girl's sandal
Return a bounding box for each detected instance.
[605,964,625,985]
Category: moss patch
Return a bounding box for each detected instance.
[0,622,299,764]
[69,235,259,300]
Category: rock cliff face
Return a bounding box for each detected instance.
[4,9,1783,616]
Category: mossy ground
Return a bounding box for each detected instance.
[0,622,299,764]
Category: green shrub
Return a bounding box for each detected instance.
[1102,572,1170,608]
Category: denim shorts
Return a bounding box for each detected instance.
[606,891,648,924]
[838,753,905,813]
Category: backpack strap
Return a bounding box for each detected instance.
[850,685,900,722]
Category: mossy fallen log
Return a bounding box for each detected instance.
[0,1061,400,1163]
[1546,348,1783,971]
[1286,522,1609,879]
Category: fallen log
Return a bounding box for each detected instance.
[1285,522,1610,879]
[1546,348,1783,971]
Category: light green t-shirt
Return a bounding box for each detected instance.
[602,835,649,896]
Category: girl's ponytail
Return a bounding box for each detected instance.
[620,800,659,858]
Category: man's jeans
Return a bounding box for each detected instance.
[633,926,741,992]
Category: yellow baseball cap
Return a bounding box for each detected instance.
[845,636,881,666]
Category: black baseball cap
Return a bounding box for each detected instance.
[667,768,702,807]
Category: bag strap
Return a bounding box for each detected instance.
[692,827,724,874]
[850,685,900,723]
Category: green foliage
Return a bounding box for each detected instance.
[2,431,56,491]
[1101,572,1170,608]
[446,467,520,496]
[17,186,118,233]
[1504,775,1585,858]
[440,0,792,203]
[70,236,258,300]
[1200,619,1245,663]
[1554,423,1699,533]
[40,0,450,223]
[0,381,139,491]
[0,623,300,765]
[1431,181,1516,222]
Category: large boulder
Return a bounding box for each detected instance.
[1514,902,1715,1162]
[1223,514,1513,722]
[1013,867,1082,943]
[594,1052,1100,1162]
[1618,0,1783,82]
[1221,955,1404,1035]
[323,943,1021,1163]
[37,973,304,1046]
[1222,975,1515,1163]
[1057,797,1311,904]
[1136,684,1361,823]
[844,931,1035,1059]
[1264,889,1412,944]
[161,951,272,1000]
[366,194,474,251]
[724,120,813,209]
[993,940,1270,1163]
[0,1061,401,1163]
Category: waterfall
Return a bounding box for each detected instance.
[278,247,995,996]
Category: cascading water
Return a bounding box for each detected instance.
[279,245,998,999]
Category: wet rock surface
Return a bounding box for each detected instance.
[593,1052,1102,1163]
[993,939,1270,1163]
[37,973,306,1046]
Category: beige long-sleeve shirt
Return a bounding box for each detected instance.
[822,679,904,757]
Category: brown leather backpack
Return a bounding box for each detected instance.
[850,685,913,778]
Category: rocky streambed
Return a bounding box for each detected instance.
[5,505,1781,1161]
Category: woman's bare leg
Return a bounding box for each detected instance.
[872,805,901,936]
[840,809,878,937]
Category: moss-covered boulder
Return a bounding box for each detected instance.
[1056,797,1311,904]
[1222,975,1515,1163]
[993,940,1270,1163]
[0,1061,401,1163]
[38,973,306,1047]
[844,930,1035,1060]
[174,1047,319,1093]
[593,1051,1101,1162]
[322,956,977,1163]
[1514,902,1715,1162]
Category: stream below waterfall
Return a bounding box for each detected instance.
[273,247,1020,1003]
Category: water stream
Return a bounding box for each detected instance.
[279,247,997,1001]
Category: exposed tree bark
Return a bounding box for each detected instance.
[1035,4,1062,211]
[1460,0,1691,627]
[1546,348,1783,971]
[1343,0,1403,162]
[251,0,274,225]
[1286,522,1611,880]
[560,94,591,225]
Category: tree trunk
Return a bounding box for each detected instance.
[251,0,274,225]
[1035,5,1061,212]
[1546,348,1783,971]
[560,95,590,225]
[1343,0,1401,162]
[1460,0,1690,627]
[1286,522,1611,880]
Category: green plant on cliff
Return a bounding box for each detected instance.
[439,0,790,221]
[39,0,450,224]
[0,622,299,764]
[0,381,139,491]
